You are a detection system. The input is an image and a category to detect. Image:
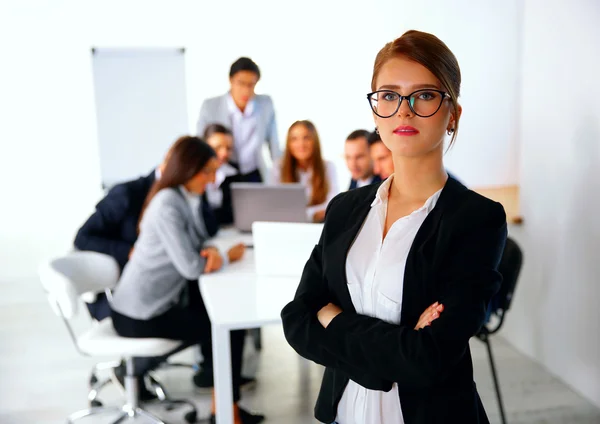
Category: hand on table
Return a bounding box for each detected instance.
[200,247,224,273]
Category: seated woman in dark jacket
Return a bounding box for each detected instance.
[203,123,241,225]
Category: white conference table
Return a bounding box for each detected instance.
[199,229,301,424]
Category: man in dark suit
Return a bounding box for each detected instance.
[367,129,395,180]
[74,170,158,320]
[344,129,382,190]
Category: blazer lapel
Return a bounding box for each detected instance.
[327,185,380,313]
[400,176,467,324]
[219,94,233,129]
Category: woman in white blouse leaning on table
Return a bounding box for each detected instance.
[270,120,339,223]
[281,30,507,424]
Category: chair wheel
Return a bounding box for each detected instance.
[184,410,197,423]
[89,374,98,386]
[90,399,103,407]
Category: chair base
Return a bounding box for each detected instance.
[67,405,166,424]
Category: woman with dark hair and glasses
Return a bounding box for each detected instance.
[282,30,507,424]
[203,123,243,228]
[110,136,264,424]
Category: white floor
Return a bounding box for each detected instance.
[1,276,599,424]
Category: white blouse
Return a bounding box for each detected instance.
[336,176,442,424]
[269,160,339,220]
[205,162,238,209]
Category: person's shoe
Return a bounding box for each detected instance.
[209,406,265,424]
[240,376,257,390]
[192,368,213,392]
[112,363,158,402]
[193,369,257,391]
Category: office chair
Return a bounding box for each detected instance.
[476,237,523,424]
[39,251,198,423]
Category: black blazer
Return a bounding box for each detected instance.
[74,171,156,270]
[212,172,242,226]
[281,176,507,424]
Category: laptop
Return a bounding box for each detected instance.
[230,183,309,232]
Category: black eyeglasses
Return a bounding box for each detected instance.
[367,89,450,118]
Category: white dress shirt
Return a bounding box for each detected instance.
[336,176,442,424]
[356,177,374,188]
[205,162,238,209]
[227,94,260,174]
[270,160,340,220]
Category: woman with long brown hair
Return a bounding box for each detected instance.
[282,30,507,423]
[270,120,339,222]
[110,136,264,424]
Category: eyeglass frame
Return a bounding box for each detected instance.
[366,89,451,118]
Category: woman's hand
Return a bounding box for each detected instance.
[414,302,444,330]
[312,209,326,223]
[317,303,343,328]
[227,243,246,263]
[200,247,223,273]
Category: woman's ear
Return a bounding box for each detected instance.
[449,103,463,129]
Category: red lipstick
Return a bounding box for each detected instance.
[393,125,419,136]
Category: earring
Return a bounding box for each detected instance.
[446,128,454,136]
[375,127,379,134]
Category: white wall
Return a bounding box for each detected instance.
[0,0,521,280]
[504,0,600,409]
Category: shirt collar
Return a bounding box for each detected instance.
[178,185,201,203]
[227,92,255,118]
[371,175,443,214]
[220,161,238,177]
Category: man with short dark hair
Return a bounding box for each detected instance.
[368,129,395,180]
[196,57,280,182]
[345,129,381,190]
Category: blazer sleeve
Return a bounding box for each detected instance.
[320,201,507,390]
[281,196,393,390]
[153,201,208,280]
[73,185,134,269]
[196,100,210,137]
[265,97,281,160]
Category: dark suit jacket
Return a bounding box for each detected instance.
[74,172,156,270]
[212,173,242,226]
[281,176,507,423]
[348,174,382,190]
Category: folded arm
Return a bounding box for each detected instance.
[320,204,507,390]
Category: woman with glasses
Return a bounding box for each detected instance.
[203,123,243,227]
[270,120,340,223]
[281,30,507,424]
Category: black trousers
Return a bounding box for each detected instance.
[86,292,111,321]
[235,167,262,183]
[111,281,245,402]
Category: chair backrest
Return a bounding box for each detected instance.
[252,221,324,277]
[495,237,524,313]
[39,251,120,319]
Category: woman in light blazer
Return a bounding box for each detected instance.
[110,136,263,424]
